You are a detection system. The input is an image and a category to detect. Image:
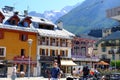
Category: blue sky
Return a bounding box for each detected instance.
[0,0,85,13]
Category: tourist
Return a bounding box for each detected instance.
[49,62,61,80]
[11,64,17,80]
[82,66,90,80]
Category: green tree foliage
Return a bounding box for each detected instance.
[111,60,120,68]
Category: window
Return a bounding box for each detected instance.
[62,39,65,43]
[23,22,29,27]
[62,51,65,56]
[112,54,115,60]
[20,34,28,41]
[101,54,107,59]
[21,49,25,56]
[20,65,24,71]
[42,49,45,55]
[52,50,55,56]
[102,47,106,52]
[0,47,6,57]
[11,20,16,25]
[52,38,55,43]
[42,37,45,42]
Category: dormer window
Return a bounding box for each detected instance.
[0,12,5,23]
[23,22,29,27]
[38,24,54,30]
[8,13,20,25]
[22,16,32,27]
[11,19,16,25]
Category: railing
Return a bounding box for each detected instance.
[72,55,100,61]
[101,43,120,47]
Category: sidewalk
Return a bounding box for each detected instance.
[0,77,66,80]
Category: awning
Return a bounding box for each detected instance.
[61,60,77,66]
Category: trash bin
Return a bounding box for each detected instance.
[66,77,73,80]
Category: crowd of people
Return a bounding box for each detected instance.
[72,66,100,79]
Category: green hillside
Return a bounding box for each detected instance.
[56,0,120,34]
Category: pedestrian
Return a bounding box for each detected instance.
[72,68,77,77]
[82,66,90,80]
[77,68,82,77]
[49,62,61,80]
[11,64,17,80]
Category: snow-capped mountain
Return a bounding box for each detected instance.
[29,3,81,22]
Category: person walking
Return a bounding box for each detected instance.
[49,61,61,80]
[11,64,17,80]
[82,66,90,80]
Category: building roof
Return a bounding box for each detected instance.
[103,31,120,40]
[37,28,75,39]
[0,6,75,39]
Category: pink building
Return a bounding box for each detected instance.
[72,35,99,68]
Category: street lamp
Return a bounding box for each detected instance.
[28,39,33,78]
[113,49,117,71]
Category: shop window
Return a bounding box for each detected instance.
[20,65,24,71]
[0,47,6,57]
[21,49,25,56]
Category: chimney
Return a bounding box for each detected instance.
[14,11,19,15]
[57,21,63,30]
[24,10,28,16]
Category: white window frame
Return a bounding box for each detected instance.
[0,47,6,57]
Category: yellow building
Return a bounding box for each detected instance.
[0,6,38,77]
[96,31,120,65]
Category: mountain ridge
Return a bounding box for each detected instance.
[56,0,120,34]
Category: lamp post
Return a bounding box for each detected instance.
[113,49,117,71]
[28,39,33,78]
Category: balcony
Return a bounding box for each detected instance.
[101,43,120,47]
[72,55,100,62]
[108,49,120,54]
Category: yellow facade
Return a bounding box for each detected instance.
[0,28,37,62]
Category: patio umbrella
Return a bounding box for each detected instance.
[97,61,109,65]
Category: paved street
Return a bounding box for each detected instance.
[0,77,66,80]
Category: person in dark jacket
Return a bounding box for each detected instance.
[82,66,90,80]
[49,62,61,80]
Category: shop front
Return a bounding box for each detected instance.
[61,60,77,77]
[13,56,37,77]
[39,56,54,77]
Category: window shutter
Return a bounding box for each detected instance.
[0,31,4,39]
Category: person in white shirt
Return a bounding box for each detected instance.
[11,64,17,80]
